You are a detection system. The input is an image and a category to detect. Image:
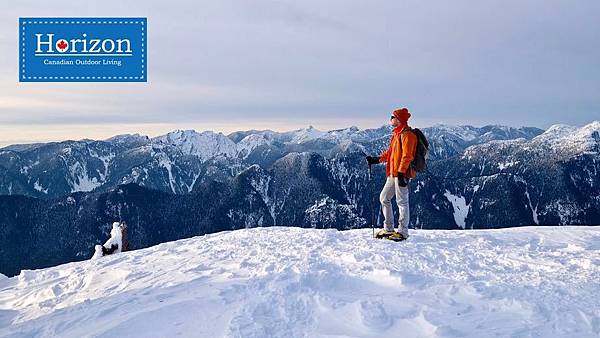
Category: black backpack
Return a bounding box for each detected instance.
[403,127,429,173]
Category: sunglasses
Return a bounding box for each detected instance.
[390,115,397,120]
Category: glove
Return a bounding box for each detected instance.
[396,172,408,187]
[366,156,380,165]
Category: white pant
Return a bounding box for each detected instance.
[379,175,409,236]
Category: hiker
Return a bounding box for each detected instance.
[366,108,417,241]
[92,221,128,259]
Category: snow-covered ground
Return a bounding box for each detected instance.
[1,226,599,338]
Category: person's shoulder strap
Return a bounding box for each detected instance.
[400,126,416,139]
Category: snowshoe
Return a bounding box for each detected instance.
[375,229,396,239]
[387,232,408,242]
[375,230,408,242]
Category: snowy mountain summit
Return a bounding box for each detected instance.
[1,226,598,337]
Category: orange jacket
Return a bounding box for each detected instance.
[378,125,417,179]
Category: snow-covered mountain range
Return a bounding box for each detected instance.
[0,123,544,197]
[1,226,598,337]
[1,122,599,277]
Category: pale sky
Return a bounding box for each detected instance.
[1,1,599,146]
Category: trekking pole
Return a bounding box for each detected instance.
[361,150,376,238]
[368,163,375,238]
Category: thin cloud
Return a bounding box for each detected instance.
[0,0,598,144]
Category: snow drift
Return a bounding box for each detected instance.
[0,226,599,337]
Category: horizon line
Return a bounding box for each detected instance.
[1,120,597,149]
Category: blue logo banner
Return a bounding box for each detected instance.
[19,17,147,82]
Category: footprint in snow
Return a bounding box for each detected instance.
[358,299,392,330]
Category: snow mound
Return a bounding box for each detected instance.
[1,227,599,337]
[91,222,124,260]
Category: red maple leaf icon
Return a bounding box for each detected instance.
[56,40,68,51]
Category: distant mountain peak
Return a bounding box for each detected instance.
[534,121,600,154]
[290,125,326,144]
[152,129,237,160]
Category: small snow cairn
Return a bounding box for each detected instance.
[92,221,129,259]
